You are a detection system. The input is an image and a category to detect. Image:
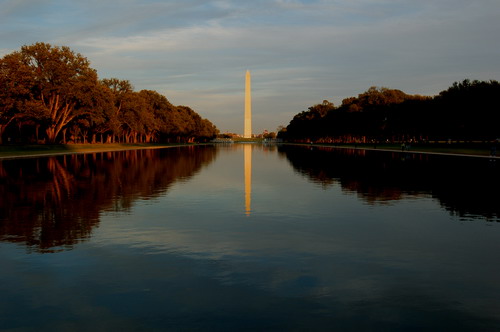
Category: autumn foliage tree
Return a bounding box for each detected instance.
[1,43,99,143]
[0,43,218,144]
[0,51,37,143]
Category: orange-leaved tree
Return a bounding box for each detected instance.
[2,42,100,143]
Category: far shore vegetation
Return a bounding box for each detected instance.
[277,80,500,152]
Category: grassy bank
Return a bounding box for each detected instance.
[233,138,264,143]
[0,143,191,159]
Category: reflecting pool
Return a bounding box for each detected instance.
[1,144,499,331]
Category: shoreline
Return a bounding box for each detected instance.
[1,142,498,160]
[0,143,198,160]
[287,143,500,159]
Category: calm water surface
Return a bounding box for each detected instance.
[1,144,500,331]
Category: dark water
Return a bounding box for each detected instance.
[1,144,499,331]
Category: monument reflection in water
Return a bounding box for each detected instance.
[0,144,500,331]
[244,143,252,216]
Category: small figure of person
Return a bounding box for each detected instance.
[401,142,406,151]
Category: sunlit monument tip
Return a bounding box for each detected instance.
[244,70,252,138]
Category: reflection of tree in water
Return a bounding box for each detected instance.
[279,145,500,220]
[0,146,217,252]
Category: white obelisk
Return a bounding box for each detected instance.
[244,70,252,138]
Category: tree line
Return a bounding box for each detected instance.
[279,80,500,143]
[0,42,219,144]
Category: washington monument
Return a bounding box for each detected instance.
[244,70,252,138]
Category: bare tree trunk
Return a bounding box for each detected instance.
[42,93,77,144]
[35,124,40,143]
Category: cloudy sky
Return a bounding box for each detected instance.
[1,0,499,134]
